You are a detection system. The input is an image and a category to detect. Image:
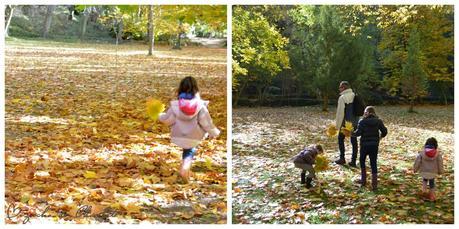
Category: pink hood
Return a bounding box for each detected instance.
[179,97,200,116]
[158,94,220,149]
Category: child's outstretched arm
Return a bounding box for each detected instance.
[198,106,220,138]
[438,152,444,175]
[413,153,421,173]
[158,107,176,126]
[379,120,388,138]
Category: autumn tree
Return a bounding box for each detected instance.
[376,5,453,103]
[232,6,290,106]
[159,5,226,50]
[288,6,375,111]
[401,28,428,113]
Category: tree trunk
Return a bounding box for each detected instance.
[114,18,124,44]
[173,20,183,50]
[5,5,15,38]
[443,92,448,106]
[233,80,247,108]
[30,6,37,18]
[80,7,89,41]
[42,5,55,38]
[322,94,329,112]
[67,5,75,20]
[408,99,414,113]
[138,5,142,19]
[147,5,154,55]
[257,86,263,106]
[441,84,448,105]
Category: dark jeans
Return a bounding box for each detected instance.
[423,178,435,189]
[338,132,358,161]
[294,162,316,179]
[359,144,378,174]
[182,148,197,160]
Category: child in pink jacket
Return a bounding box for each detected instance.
[159,76,220,182]
[413,137,444,201]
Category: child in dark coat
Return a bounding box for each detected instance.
[353,106,388,191]
[414,137,444,201]
[292,144,324,188]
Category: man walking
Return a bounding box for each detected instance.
[335,81,358,167]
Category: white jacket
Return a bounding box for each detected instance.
[335,88,355,129]
[159,96,220,149]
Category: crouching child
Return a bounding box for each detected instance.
[292,144,324,188]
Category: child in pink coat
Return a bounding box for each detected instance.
[413,137,444,201]
[159,76,220,182]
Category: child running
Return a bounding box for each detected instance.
[159,76,220,182]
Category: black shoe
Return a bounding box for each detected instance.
[335,158,346,165]
[348,161,357,167]
[300,172,306,184]
[305,177,313,189]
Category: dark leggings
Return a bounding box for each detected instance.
[359,145,378,174]
[338,132,358,161]
[182,148,197,160]
[423,178,435,189]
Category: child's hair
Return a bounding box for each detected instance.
[311,144,323,153]
[425,137,438,149]
[365,106,376,115]
[178,76,199,97]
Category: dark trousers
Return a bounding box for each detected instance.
[423,178,435,189]
[359,144,378,174]
[338,132,358,161]
[182,148,197,160]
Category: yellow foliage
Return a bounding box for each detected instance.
[326,125,338,137]
[344,121,354,132]
[83,171,97,179]
[341,121,354,137]
[315,155,329,172]
[146,98,165,121]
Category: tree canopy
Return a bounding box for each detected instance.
[232,5,454,110]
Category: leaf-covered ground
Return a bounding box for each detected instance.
[5,38,227,224]
[232,106,454,224]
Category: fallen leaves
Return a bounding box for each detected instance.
[233,106,453,224]
[5,40,227,224]
[83,171,97,179]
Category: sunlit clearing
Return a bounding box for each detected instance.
[12,115,69,125]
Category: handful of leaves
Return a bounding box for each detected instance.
[326,125,338,137]
[341,121,354,137]
[315,155,329,172]
[146,98,165,121]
